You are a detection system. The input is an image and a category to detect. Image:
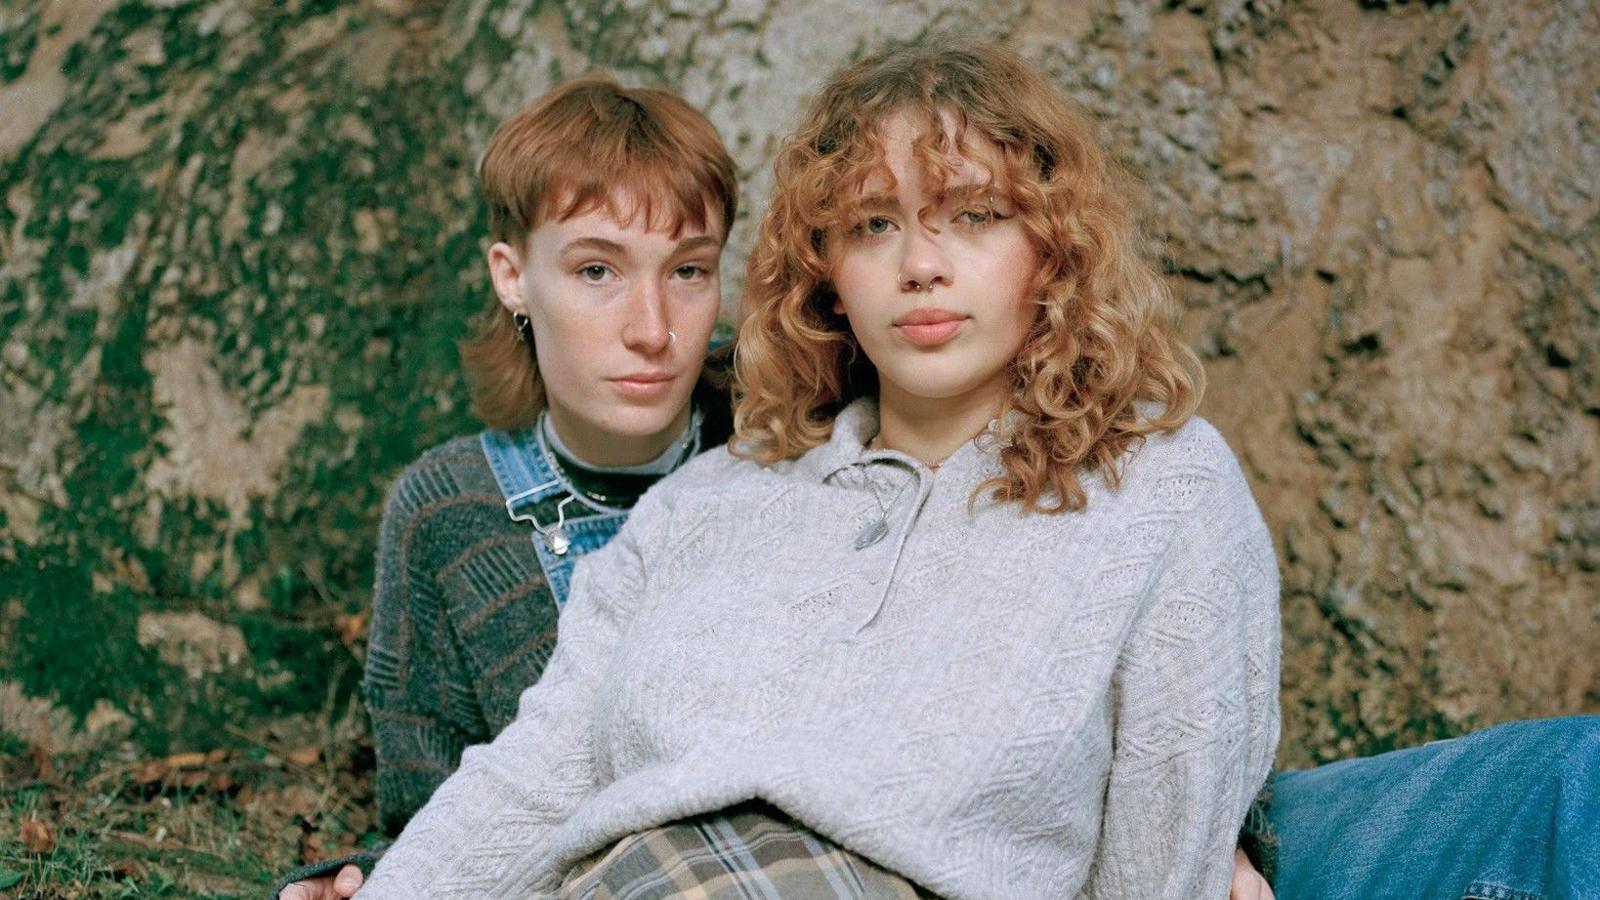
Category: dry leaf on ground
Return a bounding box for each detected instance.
[335,611,369,647]
[20,817,56,853]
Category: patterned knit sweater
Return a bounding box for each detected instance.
[360,401,1281,898]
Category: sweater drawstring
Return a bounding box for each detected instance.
[850,461,934,634]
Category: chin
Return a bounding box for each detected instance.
[596,402,687,439]
[880,365,999,402]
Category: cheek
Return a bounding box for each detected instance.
[994,240,1040,328]
[528,303,605,388]
[532,334,584,398]
[675,282,722,334]
[831,267,883,325]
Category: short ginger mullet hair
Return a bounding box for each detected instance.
[733,40,1204,513]
[460,74,738,430]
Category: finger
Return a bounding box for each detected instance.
[335,864,365,896]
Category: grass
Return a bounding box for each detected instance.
[0,711,376,899]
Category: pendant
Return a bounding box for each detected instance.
[853,518,888,550]
[545,528,571,556]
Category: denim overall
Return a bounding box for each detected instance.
[479,427,629,608]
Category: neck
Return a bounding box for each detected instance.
[544,405,693,468]
[873,374,1007,467]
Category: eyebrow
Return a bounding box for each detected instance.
[558,234,722,258]
[559,237,628,257]
[851,181,998,209]
[943,182,998,203]
[673,235,722,255]
[850,194,901,213]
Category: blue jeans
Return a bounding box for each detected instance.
[1269,716,1600,899]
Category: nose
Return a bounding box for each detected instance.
[621,277,672,355]
[898,223,953,293]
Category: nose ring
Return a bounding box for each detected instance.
[668,330,676,346]
[898,272,930,293]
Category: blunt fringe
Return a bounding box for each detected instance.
[460,74,738,430]
[732,40,1204,512]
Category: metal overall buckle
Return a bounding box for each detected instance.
[504,481,579,556]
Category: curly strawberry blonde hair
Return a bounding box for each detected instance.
[733,41,1203,512]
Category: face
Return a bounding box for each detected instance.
[488,197,723,465]
[828,113,1038,415]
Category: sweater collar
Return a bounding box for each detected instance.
[796,397,1007,489]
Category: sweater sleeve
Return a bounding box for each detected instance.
[362,471,487,836]
[1085,452,1281,899]
[358,486,670,898]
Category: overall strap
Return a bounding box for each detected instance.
[479,427,630,607]
[479,428,576,554]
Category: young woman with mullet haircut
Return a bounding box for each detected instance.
[277,74,738,899]
[358,42,1280,898]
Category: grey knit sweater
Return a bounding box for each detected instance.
[361,400,1281,898]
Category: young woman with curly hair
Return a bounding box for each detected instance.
[358,41,1281,898]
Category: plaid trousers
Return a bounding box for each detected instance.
[558,803,935,900]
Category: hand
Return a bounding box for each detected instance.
[1230,848,1273,900]
[279,864,364,899]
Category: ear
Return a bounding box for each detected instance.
[832,297,845,316]
[486,241,527,316]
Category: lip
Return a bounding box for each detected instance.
[893,308,969,347]
[610,371,676,399]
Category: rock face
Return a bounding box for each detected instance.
[1,0,1595,767]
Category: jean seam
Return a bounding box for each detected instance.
[1462,880,1542,900]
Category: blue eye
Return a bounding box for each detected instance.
[957,208,995,226]
[577,264,612,283]
[847,216,894,239]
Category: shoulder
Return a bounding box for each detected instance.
[1121,414,1248,499]
[640,442,772,505]
[382,433,501,522]
[610,444,791,549]
[1104,415,1272,556]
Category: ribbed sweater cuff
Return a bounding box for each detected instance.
[268,847,385,899]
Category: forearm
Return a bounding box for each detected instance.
[360,648,604,896]
[361,513,661,895]
[363,478,492,835]
[1091,729,1270,897]
[1090,457,1282,896]
[364,690,471,834]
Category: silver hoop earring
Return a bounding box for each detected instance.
[668,330,677,346]
[513,313,534,345]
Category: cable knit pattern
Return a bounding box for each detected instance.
[361,400,1281,899]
